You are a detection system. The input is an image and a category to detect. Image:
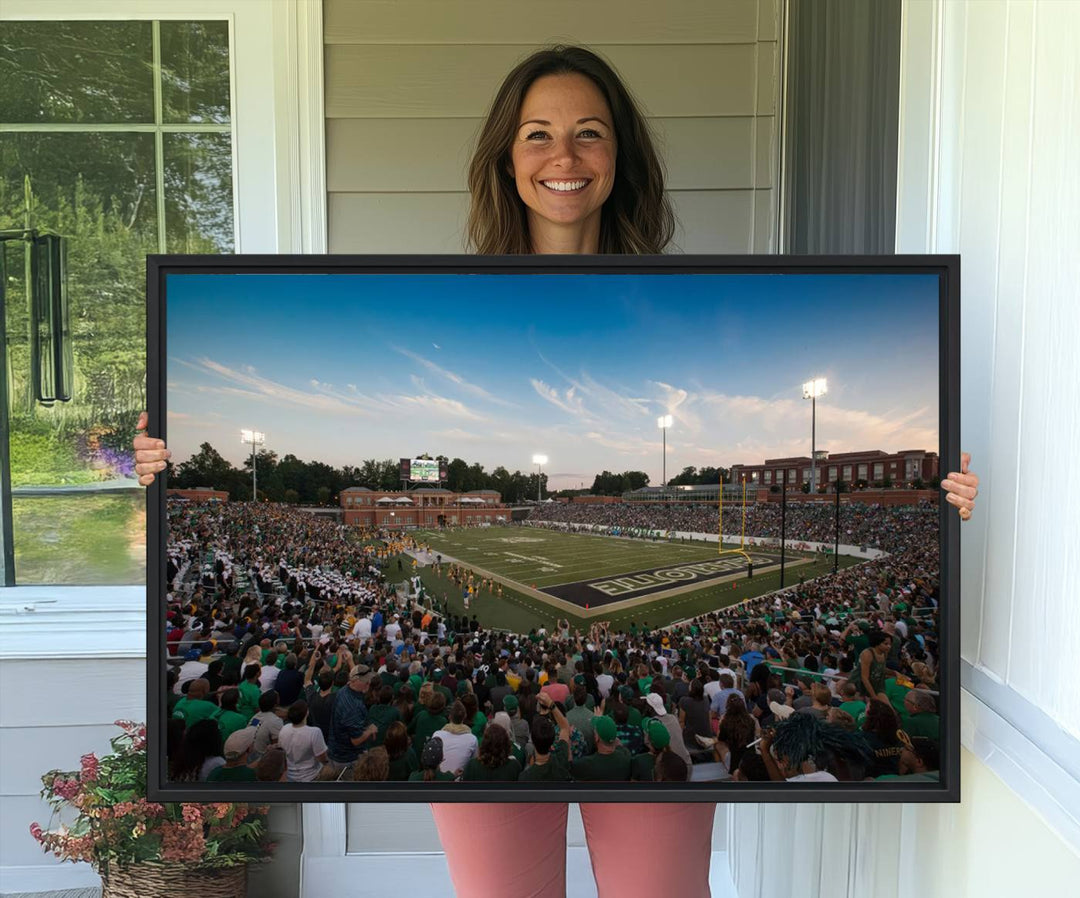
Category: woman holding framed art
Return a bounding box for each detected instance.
[135,44,979,898]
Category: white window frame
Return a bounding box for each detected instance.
[0,0,326,656]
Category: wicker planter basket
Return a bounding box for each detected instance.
[101,862,247,898]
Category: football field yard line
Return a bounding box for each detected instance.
[410,530,857,632]
[418,530,801,593]
[416,533,807,618]
[478,545,769,588]
[481,549,716,585]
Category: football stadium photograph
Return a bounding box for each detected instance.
[156,266,948,794]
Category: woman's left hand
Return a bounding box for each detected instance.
[941,452,979,521]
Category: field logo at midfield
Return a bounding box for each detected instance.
[589,556,756,598]
[538,551,775,609]
[494,537,546,544]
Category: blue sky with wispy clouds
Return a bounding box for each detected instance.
[166,272,940,490]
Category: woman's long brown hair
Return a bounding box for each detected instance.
[467,46,675,255]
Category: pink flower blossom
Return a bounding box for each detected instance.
[80,753,100,782]
[160,822,206,863]
[138,799,165,818]
[52,778,80,801]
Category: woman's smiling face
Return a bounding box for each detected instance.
[509,73,617,241]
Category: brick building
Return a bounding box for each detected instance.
[729,449,939,492]
[340,486,504,528]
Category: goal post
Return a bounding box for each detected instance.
[718,473,752,565]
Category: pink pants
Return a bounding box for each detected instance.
[431,802,717,898]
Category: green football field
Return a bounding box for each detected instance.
[390,526,862,635]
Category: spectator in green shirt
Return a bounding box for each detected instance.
[408,736,455,783]
[384,721,419,781]
[877,737,940,782]
[238,663,262,721]
[464,692,487,740]
[631,718,671,781]
[172,678,218,728]
[843,620,871,656]
[220,643,243,682]
[519,711,572,783]
[570,714,631,781]
[883,668,914,715]
[462,725,522,781]
[213,687,250,742]
[900,689,940,744]
[366,684,402,748]
[411,688,448,756]
[566,684,596,748]
[838,682,867,724]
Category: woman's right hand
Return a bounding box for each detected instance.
[133,411,171,486]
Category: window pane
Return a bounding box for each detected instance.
[164,132,235,252]
[160,21,232,124]
[2,132,155,585]
[1,21,234,587]
[0,132,159,236]
[0,21,154,124]
[12,492,145,585]
[1,131,157,424]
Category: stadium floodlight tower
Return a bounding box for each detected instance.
[532,454,548,503]
[240,429,265,501]
[802,378,827,493]
[657,414,673,486]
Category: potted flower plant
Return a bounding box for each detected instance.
[30,720,273,898]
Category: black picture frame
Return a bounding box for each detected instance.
[146,253,960,803]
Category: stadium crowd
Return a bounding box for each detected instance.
[165,498,942,786]
[526,498,937,555]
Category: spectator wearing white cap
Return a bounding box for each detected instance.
[207,727,257,782]
[384,613,402,643]
[644,690,691,770]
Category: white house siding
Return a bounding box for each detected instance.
[324,0,782,254]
